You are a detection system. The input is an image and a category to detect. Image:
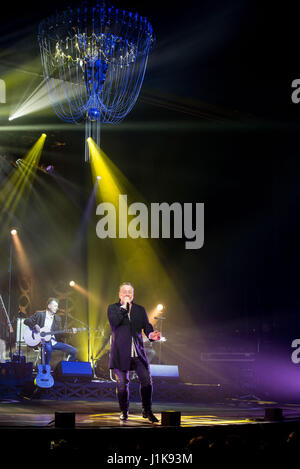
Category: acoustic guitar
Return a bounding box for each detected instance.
[23,325,86,347]
[34,338,54,388]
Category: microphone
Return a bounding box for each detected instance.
[120,302,129,313]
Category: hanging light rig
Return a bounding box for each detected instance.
[38,1,155,161]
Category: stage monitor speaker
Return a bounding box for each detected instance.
[264,408,283,421]
[149,364,179,379]
[54,361,93,382]
[0,362,33,385]
[161,411,181,426]
[55,412,75,428]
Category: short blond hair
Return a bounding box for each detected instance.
[119,282,134,291]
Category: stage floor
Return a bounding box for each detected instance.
[1,398,300,428]
[1,398,300,463]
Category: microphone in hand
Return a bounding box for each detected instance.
[120,297,130,314]
[123,296,131,312]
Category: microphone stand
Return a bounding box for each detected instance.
[67,313,97,372]
[154,316,166,364]
[17,313,24,359]
[18,317,21,357]
[7,237,13,329]
[65,297,68,329]
[0,294,14,360]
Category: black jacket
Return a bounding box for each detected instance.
[108,302,154,370]
[24,311,66,341]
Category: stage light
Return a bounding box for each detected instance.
[96,176,101,180]
[45,165,54,173]
[10,229,17,236]
[69,280,75,287]
[156,304,164,311]
[42,133,47,138]
[8,78,82,121]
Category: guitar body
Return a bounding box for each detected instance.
[35,363,54,388]
[23,326,56,346]
[23,326,41,347]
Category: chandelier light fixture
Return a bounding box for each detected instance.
[38,0,155,160]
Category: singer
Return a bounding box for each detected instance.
[108,282,161,422]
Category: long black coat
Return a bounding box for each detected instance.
[108,302,154,370]
[24,311,66,341]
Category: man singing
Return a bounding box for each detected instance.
[108,282,161,422]
[24,297,77,365]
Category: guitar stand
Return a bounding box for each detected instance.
[28,347,41,372]
[26,385,42,401]
[30,344,45,369]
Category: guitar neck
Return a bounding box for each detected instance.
[40,327,85,337]
[41,340,46,366]
[55,327,85,334]
[42,328,78,336]
[53,328,73,335]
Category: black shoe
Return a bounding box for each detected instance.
[142,410,159,423]
[120,412,129,421]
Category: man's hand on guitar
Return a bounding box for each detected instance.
[149,330,161,341]
[34,324,41,333]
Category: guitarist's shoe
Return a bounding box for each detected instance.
[142,410,159,423]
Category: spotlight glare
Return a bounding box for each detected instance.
[69,280,75,287]
[11,229,17,236]
[45,165,54,173]
[96,175,101,180]
[156,304,163,311]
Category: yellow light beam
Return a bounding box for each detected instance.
[71,281,100,305]
[0,134,46,223]
[86,138,190,361]
[12,232,32,278]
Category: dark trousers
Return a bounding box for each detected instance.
[44,341,77,365]
[114,357,153,413]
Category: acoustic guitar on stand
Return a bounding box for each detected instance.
[34,338,54,388]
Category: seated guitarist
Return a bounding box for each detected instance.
[24,297,77,365]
